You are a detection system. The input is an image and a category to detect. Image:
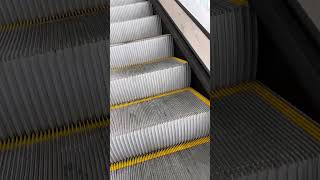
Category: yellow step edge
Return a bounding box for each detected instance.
[210,82,252,99]
[111,56,188,73]
[211,81,320,142]
[111,87,210,110]
[230,0,248,6]
[250,82,320,142]
[110,136,210,172]
[0,4,108,31]
[0,119,109,151]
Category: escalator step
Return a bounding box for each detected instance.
[111,140,209,180]
[0,0,107,26]
[212,0,257,90]
[111,15,162,44]
[110,0,145,7]
[212,82,320,180]
[0,13,108,140]
[110,57,190,105]
[110,1,152,23]
[0,128,108,180]
[110,88,209,163]
[111,34,173,69]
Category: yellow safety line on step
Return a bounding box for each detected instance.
[111,87,210,109]
[211,81,320,142]
[111,57,188,72]
[173,57,188,64]
[230,0,248,6]
[0,4,108,31]
[0,119,109,151]
[110,136,210,172]
[250,82,320,142]
[211,82,252,99]
[189,88,210,106]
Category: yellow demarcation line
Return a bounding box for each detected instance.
[250,82,320,142]
[0,119,109,151]
[211,81,320,142]
[110,136,210,172]
[0,4,108,31]
[189,88,210,106]
[111,57,188,73]
[111,87,210,109]
[173,57,188,64]
[230,0,248,6]
[211,82,252,99]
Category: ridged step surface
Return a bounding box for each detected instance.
[110,0,145,7]
[0,128,108,180]
[0,13,108,140]
[111,143,209,180]
[0,0,107,26]
[110,57,190,105]
[211,0,257,90]
[110,89,209,163]
[110,35,174,69]
[212,82,320,180]
[110,1,152,23]
[111,15,162,44]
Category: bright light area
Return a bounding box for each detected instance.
[177,0,210,33]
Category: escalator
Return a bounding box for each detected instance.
[212,0,320,179]
[0,0,211,179]
[0,1,109,179]
[109,0,210,179]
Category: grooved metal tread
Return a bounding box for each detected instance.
[110,1,152,23]
[0,0,107,26]
[211,0,257,90]
[110,88,209,163]
[110,57,190,105]
[0,13,109,140]
[111,142,210,180]
[110,0,145,7]
[110,15,162,45]
[212,82,320,180]
[0,128,108,180]
[110,34,174,69]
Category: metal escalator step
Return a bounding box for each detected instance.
[0,13,108,140]
[0,128,108,180]
[110,0,145,7]
[111,15,162,44]
[212,81,320,180]
[111,141,210,180]
[110,88,209,163]
[0,0,107,26]
[110,1,152,23]
[111,34,174,69]
[211,0,257,90]
[110,57,190,105]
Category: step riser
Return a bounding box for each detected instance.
[110,2,152,23]
[111,16,162,45]
[110,112,209,163]
[0,0,106,26]
[0,128,108,180]
[110,0,145,7]
[111,63,190,105]
[212,3,257,90]
[0,41,108,139]
[110,90,210,163]
[111,143,209,179]
[110,35,174,69]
